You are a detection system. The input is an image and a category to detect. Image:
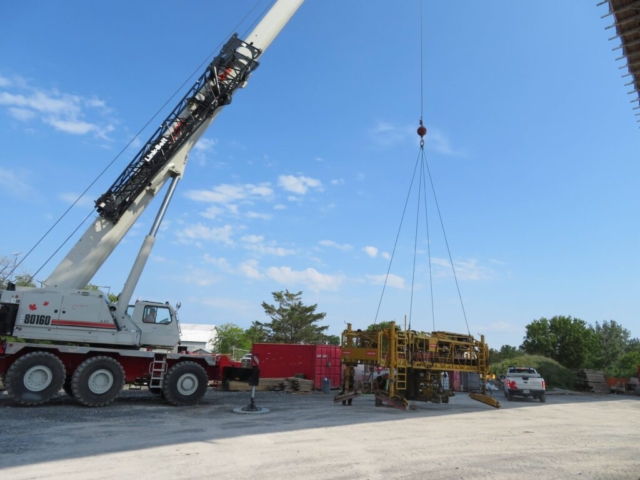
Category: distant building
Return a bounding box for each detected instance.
[179,324,217,353]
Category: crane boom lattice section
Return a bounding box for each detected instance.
[96,35,261,223]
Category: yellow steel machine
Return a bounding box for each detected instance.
[334,322,501,410]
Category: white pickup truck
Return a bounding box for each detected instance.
[503,366,546,403]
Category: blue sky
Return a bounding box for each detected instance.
[1,1,638,348]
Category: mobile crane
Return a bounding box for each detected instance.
[335,322,501,410]
[0,0,304,407]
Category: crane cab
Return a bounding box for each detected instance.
[127,301,181,348]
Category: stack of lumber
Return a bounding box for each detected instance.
[283,377,314,393]
[226,381,267,392]
[576,369,610,394]
[225,377,315,392]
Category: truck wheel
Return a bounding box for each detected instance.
[72,356,124,407]
[162,362,208,406]
[5,351,65,405]
[540,393,546,403]
[507,392,514,401]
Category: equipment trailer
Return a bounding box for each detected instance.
[0,0,304,407]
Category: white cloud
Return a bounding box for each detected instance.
[180,268,221,287]
[59,192,93,208]
[365,273,405,289]
[370,121,413,147]
[330,178,345,185]
[278,175,323,195]
[381,252,391,260]
[47,118,97,135]
[319,240,353,251]
[426,129,465,157]
[239,259,263,280]
[245,243,296,257]
[266,266,343,292]
[363,246,378,258]
[245,211,272,220]
[8,107,35,121]
[200,206,224,219]
[194,137,216,151]
[0,83,114,139]
[0,76,11,87]
[202,254,232,272]
[185,182,273,204]
[241,234,264,244]
[0,167,34,198]
[177,223,234,246]
[273,204,287,210]
[370,120,464,156]
[431,258,493,281]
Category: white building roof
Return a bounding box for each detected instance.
[180,323,217,344]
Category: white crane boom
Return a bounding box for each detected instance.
[44,0,304,291]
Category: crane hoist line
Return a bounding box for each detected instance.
[96,35,261,224]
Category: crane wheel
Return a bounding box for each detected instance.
[71,356,125,407]
[162,361,208,406]
[5,351,66,406]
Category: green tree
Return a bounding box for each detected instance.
[213,323,251,354]
[1,255,35,288]
[521,316,597,370]
[244,321,269,345]
[322,334,341,346]
[260,290,328,343]
[616,351,640,377]
[366,321,396,332]
[499,345,521,359]
[591,320,630,370]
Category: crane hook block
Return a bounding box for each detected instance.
[417,120,427,138]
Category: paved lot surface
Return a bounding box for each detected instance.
[0,388,638,479]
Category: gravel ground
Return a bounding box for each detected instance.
[0,388,638,479]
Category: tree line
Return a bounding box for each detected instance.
[490,315,639,377]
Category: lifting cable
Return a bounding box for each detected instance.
[374,0,470,336]
[10,1,269,285]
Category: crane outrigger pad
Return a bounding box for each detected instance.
[333,391,360,404]
[469,393,501,409]
[375,392,410,411]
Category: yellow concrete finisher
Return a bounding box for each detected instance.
[335,322,501,410]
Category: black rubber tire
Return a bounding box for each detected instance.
[342,400,346,405]
[71,356,124,407]
[347,398,353,406]
[540,393,546,403]
[162,361,209,406]
[5,351,65,406]
[63,377,74,397]
[507,392,514,401]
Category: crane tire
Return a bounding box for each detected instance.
[5,351,65,406]
[162,361,208,406]
[72,356,124,407]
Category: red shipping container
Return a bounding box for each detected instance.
[314,345,342,390]
[252,343,342,390]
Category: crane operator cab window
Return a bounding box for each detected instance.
[142,306,172,325]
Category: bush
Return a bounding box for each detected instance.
[490,354,577,390]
